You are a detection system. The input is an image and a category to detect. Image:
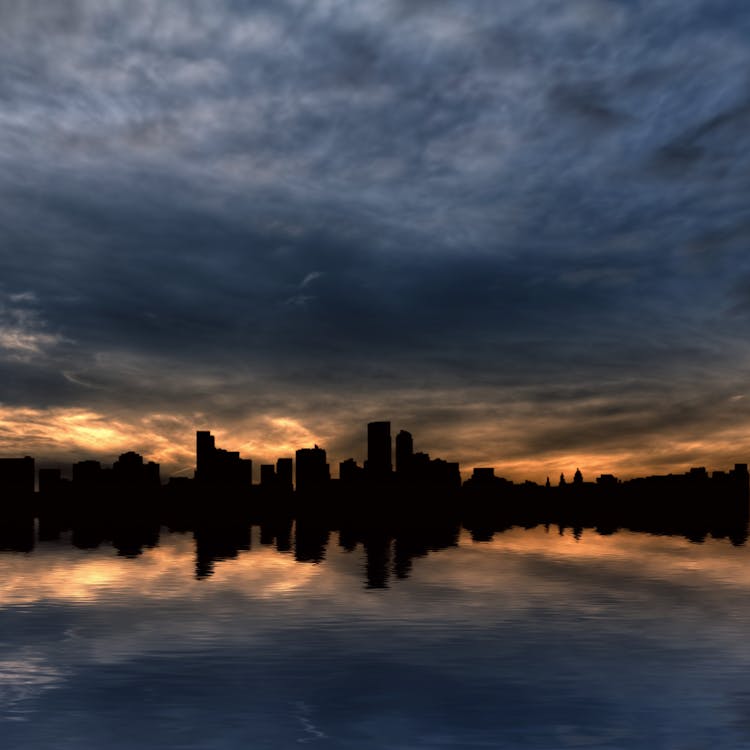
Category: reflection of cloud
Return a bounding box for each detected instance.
[0,533,319,609]
[0,526,748,743]
[2,527,749,746]
[0,653,62,716]
[1,527,748,624]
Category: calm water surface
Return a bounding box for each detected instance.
[2,523,750,748]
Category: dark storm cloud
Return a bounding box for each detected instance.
[1,0,750,473]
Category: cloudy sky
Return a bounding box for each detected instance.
[1,0,750,480]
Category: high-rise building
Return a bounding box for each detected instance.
[367,421,392,479]
[38,468,64,496]
[72,460,103,490]
[295,446,330,493]
[395,430,413,477]
[276,458,293,491]
[194,431,252,488]
[260,464,276,487]
[339,458,364,484]
[113,451,161,488]
[0,456,35,496]
[196,431,216,481]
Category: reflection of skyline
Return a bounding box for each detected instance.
[2,512,749,593]
[5,527,750,748]
[3,525,750,611]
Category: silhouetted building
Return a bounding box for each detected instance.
[38,468,70,496]
[276,458,293,492]
[196,431,215,478]
[429,458,461,489]
[366,421,392,479]
[464,468,501,487]
[72,460,103,490]
[0,456,34,496]
[395,430,414,476]
[295,446,330,493]
[260,464,276,487]
[113,451,160,489]
[733,463,749,485]
[339,458,365,484]
[194,431,252,489]
[596,474,619,486]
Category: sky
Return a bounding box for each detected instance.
[1,0,750,481]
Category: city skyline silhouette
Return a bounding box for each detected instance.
[2,418,748,495]
[2,419,748,582]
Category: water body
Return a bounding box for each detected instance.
[2,523,750,748]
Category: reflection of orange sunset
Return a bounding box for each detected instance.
[2,528,749,613]
[0,532,321,608]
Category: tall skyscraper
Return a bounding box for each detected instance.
[295,446,330,493]
[260,464,276,487]
[395,430,413,477]
[195,431,252,488]
[196,431,216,481]
[113,451,161,488]
[0,456,35,496]
[276,458,293,491]
[367,421,392,479]
[72,460,102,490]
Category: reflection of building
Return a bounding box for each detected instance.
[367,421,392,479]
[195,431,252,488]
[295,446,330,493]
[0,456,35,496]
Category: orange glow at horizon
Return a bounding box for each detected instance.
[0,406,327,478]
[0,404,748,482]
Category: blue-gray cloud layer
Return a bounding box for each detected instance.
[1,0,750,471]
